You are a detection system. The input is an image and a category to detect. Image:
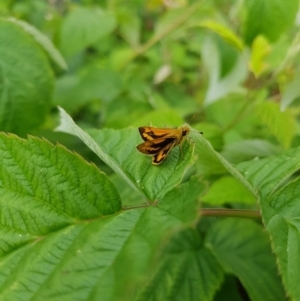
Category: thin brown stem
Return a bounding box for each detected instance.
[200,208,261,219]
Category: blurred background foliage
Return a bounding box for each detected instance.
[0,0,299,199]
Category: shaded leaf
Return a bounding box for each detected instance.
[137,228,224,301]
[205,218,286,301]
[60,7,116,57]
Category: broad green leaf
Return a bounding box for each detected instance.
[256,102,295,149]
[0,136,204,301]
[236,146,300,198]
[202,176,256,205]
[266,177,300,300]
[199,20,244,51]
[0,19,54,136]
[221,139,280,164]
[60,7,116,57]
[205,218,286,301]
[136,228,224,301]
[0,207,190,301]
[234,148,300,300]
[243,0,298,44]
[249,35,271,77]
[201,36,247,106]
[7,17,67,70]
[0,133,121,257]
[56,107,196,202]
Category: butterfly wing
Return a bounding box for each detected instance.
[138,127,175,141]
[136,137,176,154]
[152,141,176,165]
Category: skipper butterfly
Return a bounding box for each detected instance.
[136,126,202,165]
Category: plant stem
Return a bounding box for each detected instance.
[200,208,261,219]
[119,0,207,70]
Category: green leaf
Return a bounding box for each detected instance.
[0,132,121,257]
[191,131,256,196]
[158,177,204,223]
[249,35,271,77]
[0,138,203,300]
[137,228,224,301]
[56,107,196,202]
[7,17,67,70]
[60,7,116,57]
[202,176,256,205]
[230,148,300,300]
[236,146,300,198]
[243,0,298,44]
[266,178,300,300]
[0,19,54,135]
[256,102,295,149]
[199,20,244,51]
[205,218,286,301]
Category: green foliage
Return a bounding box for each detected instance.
[1,0,300,300]
[0,19,54,136]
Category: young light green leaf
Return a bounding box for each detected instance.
[132,109,183,127]
[249,35,271,77]
[199,20,244,51]
[56,107,196,202]
[205,218,286,301]
[256,102,295,149]
[0,19,54,136]
[202,176,256,205]
[136,228,224,301]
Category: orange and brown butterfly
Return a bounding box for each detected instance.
[136,125,203,165]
